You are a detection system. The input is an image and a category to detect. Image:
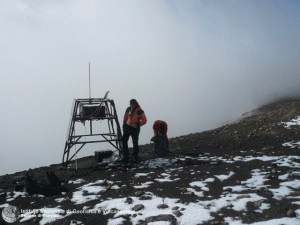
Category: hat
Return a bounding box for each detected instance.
[130,99,138,107]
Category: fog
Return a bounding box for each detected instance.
[1,0,300,175]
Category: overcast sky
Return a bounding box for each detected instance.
[1,0,300,175]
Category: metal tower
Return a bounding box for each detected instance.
[62,94,123,168]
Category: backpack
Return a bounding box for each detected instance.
[22,171,67,197]
[150,135,169,156]
[44,171,61,187]
[39,171,63,197]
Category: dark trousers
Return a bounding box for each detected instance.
[122,126,140,160]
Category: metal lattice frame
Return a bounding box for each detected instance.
[62,98,123,168]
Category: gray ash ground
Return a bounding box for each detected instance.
[1,99,300,225]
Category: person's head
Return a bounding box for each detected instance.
[130,99,138,109]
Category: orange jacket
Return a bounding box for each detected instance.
[153,120,168,138]
[123,106,147,127]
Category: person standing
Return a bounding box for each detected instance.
[122,99,147,162]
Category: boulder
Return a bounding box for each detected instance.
[157,204,168,209]
[134,191,145,197]
[173,210,183,217]
[132,204,144,211]
[287,209,296,217]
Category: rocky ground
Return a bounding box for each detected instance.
[1,98,300,224]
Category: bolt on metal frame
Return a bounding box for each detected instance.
[62,98,123,168]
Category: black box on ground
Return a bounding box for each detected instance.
[95,150,113,163]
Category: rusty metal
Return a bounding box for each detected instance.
[62,98,123,168]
